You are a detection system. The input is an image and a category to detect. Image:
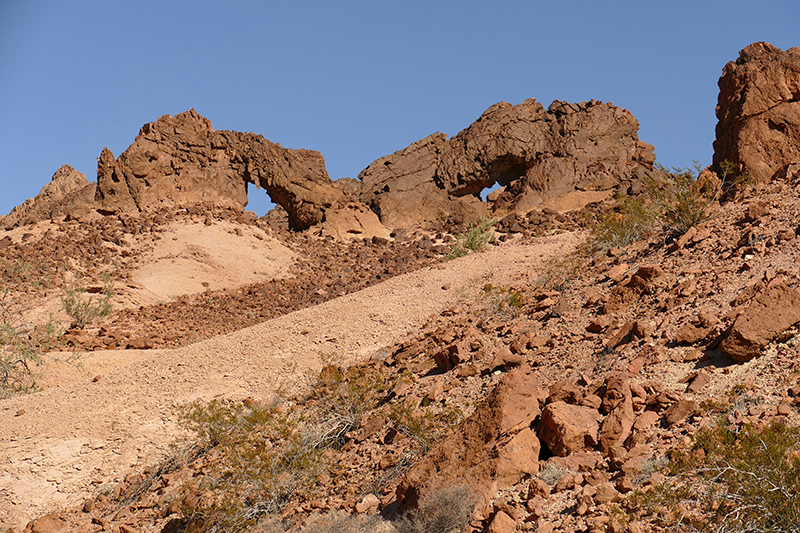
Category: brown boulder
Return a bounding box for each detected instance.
[720,280,800,362]
[713,42,800,183]
[538,401,600,457]
[360,99,655,229]
[3,165,96,229]
[396,366,542,510]
[599,376,635,455]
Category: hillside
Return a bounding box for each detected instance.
[2,41,800,533]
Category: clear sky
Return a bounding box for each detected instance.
[1,1,797,217]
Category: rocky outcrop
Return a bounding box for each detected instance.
[2,165,96,229]
[713,42,800,183]
[359,99,656,229]
[396,366,543,510]
[95,109,343,230]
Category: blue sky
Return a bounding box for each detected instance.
[1,1,797,216]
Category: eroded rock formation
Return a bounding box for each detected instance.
[95,109,343,230]
[359,99,656,229]
[1,165,96,229]
[713,42,800,183]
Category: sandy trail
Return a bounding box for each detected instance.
[0,232,581,529]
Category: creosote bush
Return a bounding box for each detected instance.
[591,161,728,251]
[62,272,114,329]
[536,251,586,293]
[625,419,800,532]
[445,217,497,259]
[388,398,463,455]
[177,398,326,533]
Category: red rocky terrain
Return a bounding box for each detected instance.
[2,41,800,533]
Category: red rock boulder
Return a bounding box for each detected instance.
[396,366,543,510]
[713,42,800,183]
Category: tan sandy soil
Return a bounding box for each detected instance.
[0,232,581,530]
[125,221,296,307]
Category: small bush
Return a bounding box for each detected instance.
[394,484,476,533]
[625,419,800,532]
[62,272,114,329]
[591,162,724,251]
[177,399,326,532]
[388,398,462,456]
[445,217,497,259]
[478,283,525,319]
[0,261,60,397]
[538,462,573,487]
[536,251,585,293]
[308,365,388,449]
[0,317,60,397]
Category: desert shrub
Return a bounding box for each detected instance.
[62,272,114,329]
[176,399,326,533]
[388,399,463,455]
[445,217,497,259]
[308,365,388,449]
[625,419,800,532]
[537,461,574,487]
[478,283,525,319]
[394,484,475,533]
[0,316,60,397]
[591,162,724,250]
[0,260,60,397]
[536,251,585,293]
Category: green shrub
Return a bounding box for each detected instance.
[445,217,497,260]
[0,260,59,397]
[591,162,724,251]
[0,317,60,397]
[388,399,462,455]
[536,251,585,293]
[478,283,525,319]
[62,272,114,329]
[625,419,800,532]
[308,365,388,449]
[177,399,326,532]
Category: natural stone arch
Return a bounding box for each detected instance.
[95,109,343,230]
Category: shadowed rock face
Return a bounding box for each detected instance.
[95,109,343,230]
[359,99,656,229]
[714,42,800,183]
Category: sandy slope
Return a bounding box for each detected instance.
[0,232,582,530]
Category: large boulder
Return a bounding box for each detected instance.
[538,401,600,457]
[720,280,800,362]
[95,109,344,230]
[359,99,655,229]
[713,42,800,183]
[396,366,543,510]
[2,165,96,229]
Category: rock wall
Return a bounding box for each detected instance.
[359,99,656,229]
[713,42,800,183]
